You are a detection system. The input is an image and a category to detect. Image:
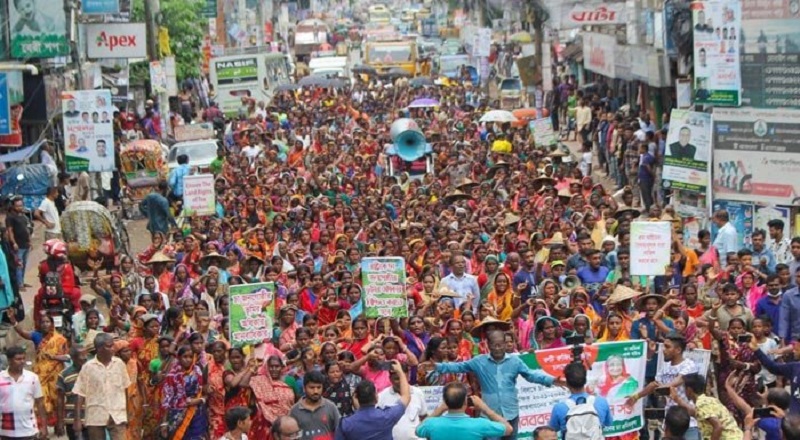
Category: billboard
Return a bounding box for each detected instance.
[583,32,617,78]
[8,0,69,58]
[740,0,800,108]
[692,0,742,106]
[662,109,712,193]
[61,90,116,172]
[712,107,800,206]
[86,23,147,59]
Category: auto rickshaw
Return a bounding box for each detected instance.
[119,139,167,218]
[62,201,130,275]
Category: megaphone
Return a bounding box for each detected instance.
[390,118,427,162]
[563,275,582,292]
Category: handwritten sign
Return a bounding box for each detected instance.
[182,174,216,216]
[529,117,557,147]
[419,385,444,414]
[228,282,275,348]
[360,257,408,318]
[630,221,671,276]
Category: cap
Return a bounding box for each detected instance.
[550,260,566,268]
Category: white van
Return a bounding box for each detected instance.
[308,56,350,79]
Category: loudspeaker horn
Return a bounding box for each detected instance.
[390,118,426,162]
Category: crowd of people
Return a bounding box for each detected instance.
[2,64,800,440]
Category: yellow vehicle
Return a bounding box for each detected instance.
[368,5,391,24]
[364,40,418,76]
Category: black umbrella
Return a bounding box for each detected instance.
[352,64,377,74]
[298,75,331,87]
[409,77,434,87]
[382,67,411,79]
[274,83,299,92]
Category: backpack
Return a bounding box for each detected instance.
[564,395,604,440]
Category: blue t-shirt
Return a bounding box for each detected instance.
[549,392,613,435]
[758,417,782,440]
[638,152,655,181]
[416,413,506,440]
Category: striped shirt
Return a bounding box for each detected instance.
[56,365,82,424]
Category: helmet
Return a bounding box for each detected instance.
[43,239,67,259]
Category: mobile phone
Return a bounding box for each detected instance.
[644,408,665,420]
[376,361,393,371]
[753,407,774,418]
[737,334,752,343]
[655,387,671,396]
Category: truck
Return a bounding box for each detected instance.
[294,19,329,57]
[364,40,418,76]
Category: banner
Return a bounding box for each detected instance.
[529,118,557,147]
[563,2,627,27]
[662,109,712,193]
[0,105,22,146]
[360,257,408,318]
[86,23,148,59]
[656,345,712,378]
[182,174,215,216]
[740,0,800,108]
[8,0,69,58]
[692,1,742,106]
[229,282,275,348]
[583,32,617,78]
[62,90,116,172]
[712,107,800,206]
[711,199,754,249]
[630,221,672,276]
[0,74,10,135]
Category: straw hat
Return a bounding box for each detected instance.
[503,212,521,226]
[487,161,510,179]
[470,316,512,337]
[605,285,642,305]
[543,232,564,247]
[200,251,230,268]
[614,208,641,220]
[547,149,568,158]
[457,178,479,191]
[636,293,666,309]
[442,190,472,203]
[146,251,175,265]
[434,286,460,299]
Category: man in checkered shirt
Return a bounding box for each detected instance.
[0,346,48,439]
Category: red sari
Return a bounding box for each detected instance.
[249,375,295,439]
[207,359,227,438]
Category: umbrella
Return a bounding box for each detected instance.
[327,79,350,89]
[409,77,434,87]
[274,83,299,92]
[510,32,532,43]
[298,75,331,87]
[511,108,539,125]
[480,110,518,123]
[408,98,439,108]
[352,64,376,74]
[383,67,411,79]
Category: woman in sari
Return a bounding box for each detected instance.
[444,319,473,360]
[486,272,515,321]
[224,347,256,414]
[417,337,462,386]
[249,355,296,438]
[205,340,228,439]
[129,314,163,440]
[170,264,194,303]
[161,345,209,439]
[477,255,501,301]
[529,316,566,350]
[115,340,143,440]
[138,231,174,267]
[120,254,143,294]
[9,313,68,425]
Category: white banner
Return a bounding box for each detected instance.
[62,90,116,172]
[86,23,148,59]
[662,109,712,194]
[692,1,742,106]
[583,32,617,78]
[631,221,672,276]
[183,174,216,216]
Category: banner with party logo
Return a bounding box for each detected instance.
[8,0,69,58]
[662,109,712,193]
[360,257,408,318]
[228,282,275,348]
[62,90,116,172]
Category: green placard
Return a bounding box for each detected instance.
[228,282,275,348]
[360,257,408,318]
[202,0,217,18]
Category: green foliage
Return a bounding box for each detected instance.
[129,0,206,85]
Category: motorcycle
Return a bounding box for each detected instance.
[38,272,73,337]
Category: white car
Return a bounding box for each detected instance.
[167,139,219,174]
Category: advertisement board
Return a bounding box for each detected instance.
[712,107,800,206]
[692,1,742,106]
[86,23,148,59]
[662,109,712,193]
[583,32,617,78]
[62,90,116,172]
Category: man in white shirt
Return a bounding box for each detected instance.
[575,99,593,143]
[440,255,480,312]
[377,365,427,440]
[712,209,739,267]
[0,346,49,440]
[35,186,62,240]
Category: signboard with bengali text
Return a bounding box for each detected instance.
[630,221,672,276]
[228,282,275,348]
[360,257,408,318]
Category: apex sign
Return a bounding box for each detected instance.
[86,23,148,59]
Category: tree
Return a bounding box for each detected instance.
[130,0,206,85]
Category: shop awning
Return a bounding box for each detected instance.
[0,140,44,163]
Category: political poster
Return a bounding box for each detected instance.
[713,107,800,205]
[182,174,216,216]
[662,109,712,193]
[0,105,22,146]
[740,0,800,108]
[8,0,69,58]
[228,282,275,348]
[711,199,754,250]
[529,118,557,148]
[692,1,742,106]
[417,341,647,438]
[656,345,712,378]
[62,90,116,172]
[630,221,672,276]
[360,257,408,318]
